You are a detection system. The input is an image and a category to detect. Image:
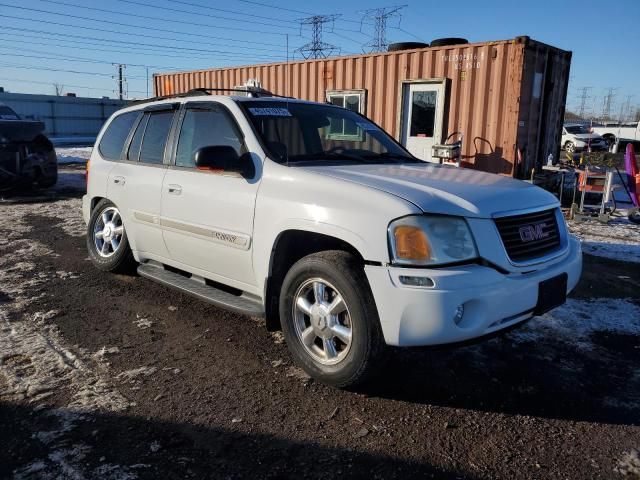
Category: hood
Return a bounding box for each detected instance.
[302,163,558,218]
[0,119,45,143]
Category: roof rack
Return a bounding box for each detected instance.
[129,87,293,106]
[187,87,293,99]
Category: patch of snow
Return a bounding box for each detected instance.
[0,197,137,479]
[133,314,153,329]
[615,449,640,477]
[56,147,92,164]
[568,217,640,263]
[117,366,158,383]
[509,298,640,348]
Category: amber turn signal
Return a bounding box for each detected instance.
[393,225,431,261]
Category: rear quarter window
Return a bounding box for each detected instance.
[98,111,139,160]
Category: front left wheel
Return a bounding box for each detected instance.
[279,250,385,388]
[86,199,136,273]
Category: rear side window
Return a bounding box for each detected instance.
[98,111,138,160]
[139,111,174,165]
[126,115,148,161]
[175,107,244,168]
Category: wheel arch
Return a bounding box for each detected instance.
[263,229,369,332]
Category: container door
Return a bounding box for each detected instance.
[401,81,445,162]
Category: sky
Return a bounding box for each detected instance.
[0,0,638,117]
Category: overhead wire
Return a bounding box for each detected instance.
[37,0,302,31]
[0,3,291,41]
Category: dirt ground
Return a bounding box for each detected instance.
[1,169,640,479]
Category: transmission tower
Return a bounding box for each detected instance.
[619,95,634,122]
[601,87,618,120]
[359,5,406,53]
[296,15,340,59]
[576,87,592,119]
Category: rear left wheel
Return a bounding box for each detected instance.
[86,199,136,273]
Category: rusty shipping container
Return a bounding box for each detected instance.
[154,36,571,178]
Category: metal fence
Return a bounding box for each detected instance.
[0,92,128,142]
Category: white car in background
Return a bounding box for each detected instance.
[561,124,607,153]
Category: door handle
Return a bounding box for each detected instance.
[167,184,182,195]
[112,175,126,186]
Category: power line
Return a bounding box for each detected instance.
[0,3,290,40]
[0,61,146,79]
[0,46,192,71]
[297,15,341,59]
[0,16,288,54]
[232,0,313,16]
[0,76,146,95]
[163,0,300,25]
[0,27,283,58]
[38,0,301,31]
[359,5,406,53]
[0,34,225,61]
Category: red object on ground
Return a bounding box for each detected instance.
[625,144,639,206]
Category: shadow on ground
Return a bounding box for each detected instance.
[0,402,471,479]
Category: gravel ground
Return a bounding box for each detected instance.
[1,170,639,479]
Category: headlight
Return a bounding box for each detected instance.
[388,215,478,266]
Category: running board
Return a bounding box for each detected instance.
[137,262,264,317]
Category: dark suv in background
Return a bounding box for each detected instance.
[0,103,57,190]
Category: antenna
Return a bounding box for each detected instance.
[296,15,341,59]
[359,5,406,53]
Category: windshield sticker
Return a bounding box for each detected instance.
[248,107,292,117]
[356,121,377,131]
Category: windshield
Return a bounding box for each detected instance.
[241,101,418,164]
[565,125,589,134]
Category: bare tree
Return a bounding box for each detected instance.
[53,83,65,96]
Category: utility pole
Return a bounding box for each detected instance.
[113,63,126,100]
[576,87,592,119]
[359,5,406,53]
[296,15,340,59]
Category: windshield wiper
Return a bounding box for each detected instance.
[291,152,370,163]
[363,152,419,162]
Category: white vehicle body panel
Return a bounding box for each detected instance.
[591,122,640,141]
[83,95,583,348]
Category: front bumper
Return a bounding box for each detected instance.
[365,236,582,347]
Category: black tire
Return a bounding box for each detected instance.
[36,169,58,188]
[388,41,429,52]
[86,199,136,274]
[279,250,385,388]
[430,37,468,47]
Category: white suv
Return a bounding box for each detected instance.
[83,90,582,387]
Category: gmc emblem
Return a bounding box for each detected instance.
[519,223,549,242]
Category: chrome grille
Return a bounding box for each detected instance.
[494,209,561,262]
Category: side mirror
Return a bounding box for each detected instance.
[193,145,254,178]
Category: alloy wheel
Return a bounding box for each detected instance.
[93,206,124,258]
[292,278,353,365]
